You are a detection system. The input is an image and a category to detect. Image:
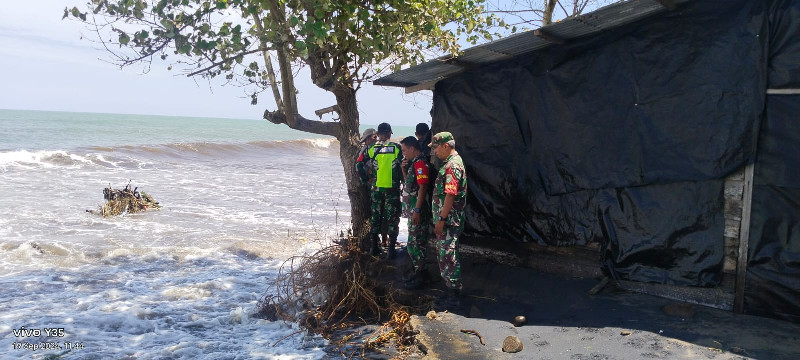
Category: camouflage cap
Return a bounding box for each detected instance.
[428,131,454,147]
[360,128,377,143]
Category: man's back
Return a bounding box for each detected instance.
[368,141,402,189]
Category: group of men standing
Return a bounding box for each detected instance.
[355,122,467,305]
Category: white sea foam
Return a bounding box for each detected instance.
[0,149,153,172]
[0,149,86,169]
[0,249,329,359]
[0,111,362,359]
[304,138,335,149]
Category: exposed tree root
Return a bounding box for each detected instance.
[256,238,428,355]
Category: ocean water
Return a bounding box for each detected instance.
[0,109,397,359]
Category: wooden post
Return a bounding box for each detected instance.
[766,88,800,95]
[534,29,566,45]
[734,163,755,313]
[405,80,438,94]
[314,105,340,119]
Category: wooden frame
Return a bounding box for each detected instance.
[734,163,755,313]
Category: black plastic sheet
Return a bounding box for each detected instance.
[766,0,800,89]
[745,95,800,322]
[429,0,775,287]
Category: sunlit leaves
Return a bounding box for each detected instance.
[69,0,499,91]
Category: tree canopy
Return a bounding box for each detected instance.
[67,0,501,133]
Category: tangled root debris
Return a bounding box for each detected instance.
[256,238,424,353]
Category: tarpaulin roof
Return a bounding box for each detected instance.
[374,0,690,89]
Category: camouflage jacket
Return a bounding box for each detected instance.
[402,153,432,216]
[355,144,375,186]
[432,152,467,227]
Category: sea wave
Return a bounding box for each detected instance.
[95,138,339,157]
[0,149,146,170]
[0,149,96,169]
[0,138,339,170]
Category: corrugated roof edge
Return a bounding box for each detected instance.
[374,0,690,88]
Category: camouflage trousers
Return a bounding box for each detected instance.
[406,214,432,272]
[435,224,463,290]
[369,188,401,238]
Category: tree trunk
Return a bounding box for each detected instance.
[542,0,558,25]
[261,36,371,247]
[332,84,371,248]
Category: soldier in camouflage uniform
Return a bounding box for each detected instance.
[429,132,468,304]
[399,136,432,288]
[355,128,377,186]
[367,123,403,258]
[356,128,392,246]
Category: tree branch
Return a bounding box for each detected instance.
[266,0,299,118]
[263,109,339,137]
[252,12,285,113]
[185,48,262,77]
[484,9,544,14]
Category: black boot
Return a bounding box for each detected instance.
[435,288,461,310]
[404,268,429,289]
[386,236,397,259]
[446,288,461,307]
[369,233,381,256]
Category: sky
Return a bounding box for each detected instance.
[0,1,434,126]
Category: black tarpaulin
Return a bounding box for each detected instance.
[745,94,800,322]
[766,0,800,89]
[430,0,772,287]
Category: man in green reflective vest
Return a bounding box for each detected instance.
[367,122,403,258]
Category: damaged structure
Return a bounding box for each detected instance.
[375,0,800,322]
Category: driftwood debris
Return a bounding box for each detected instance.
[460,329,486,345]
[88,181,160,217]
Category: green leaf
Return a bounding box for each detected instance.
[161,19,174,30]
[118,33,131,45]
[294,40,307,50]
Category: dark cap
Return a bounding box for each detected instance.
[377,122,392,134]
